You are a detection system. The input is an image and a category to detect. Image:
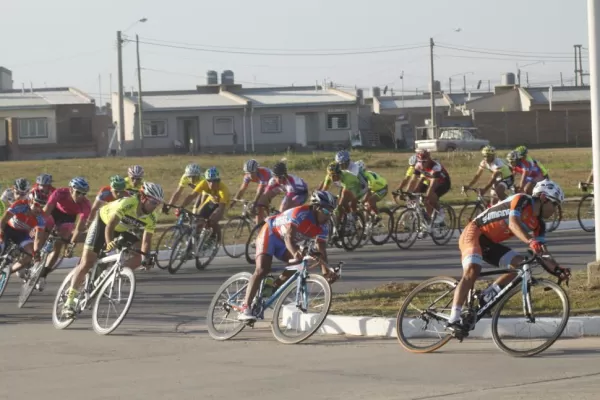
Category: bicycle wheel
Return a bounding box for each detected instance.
[196,230,221,270]
[155,226,183,269]
[18,256,47,308]
[92,266,136,335]
[52,269,77,330]
[431,204,456,246]
[206,272,252,341]
[546,203,562,233]
[271,274,332,344]
[394,208,419,249]
[245,222,264,265]
[167,230,192,275]
[491,278,570,357]
[577,194,595,232]
[396,276,457,353]
[458,202,484,233]
[340,212,365,251]
[222,217,252,258]
[0,259,11,300]
[370,207,394,245]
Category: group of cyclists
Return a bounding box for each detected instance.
[0,143,577,335]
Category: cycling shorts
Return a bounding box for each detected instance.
[2,226,33,249]
[281,191,308,208]
[494,175,515,190]
[84,214,139,254]
[372,185,388,202]
[458,222,518,270]
[434,179,451,198]
[255,223,289,260]
[197,200,220,220]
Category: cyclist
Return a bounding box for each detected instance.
[406,149,451,223]
[125,165,145,195]
[164,163,203,215]
[447,180,570,335]
[355,160,388,216]
[393,155,429,202]
[1,178,31,207]
[335,150,368,188]
[32,174,56,195]
[463,145,514,205]
[40,177,91,291]
[237,190,337,322]
[87,175,129,226]
[515,146,549,179]
[231,159,273,224]
[319,161,361,225]
[506,150,545,195]
[0,189,48,279]
[260,161,308,214]
[179,167,229,243]
[61,182,164,318]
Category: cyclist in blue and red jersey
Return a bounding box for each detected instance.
[238,191,337,322]
[259,161,309,214]
[32,174,56,196]
[506,150,546,195]
[231,159,273,224]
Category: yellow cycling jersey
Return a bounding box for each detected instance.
[125,176,144,192]
[99,195,158,234]
[479,158,513,179]
[193,180,230,204]
[178,174,202,189]
[364,170,387,192]
[406,166,429,185]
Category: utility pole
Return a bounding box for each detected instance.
[463,74,466,94]
[488,80,491,92]
[117,30,125,155]
[574,44,580,86]
[400,71,405,108]
[526,72,530,87]
[449,77,452,94]
[98,74,102,109]
[578,44,585,85]
[136,34,144,155]
[429,37,436,134]
[560,72,564,86]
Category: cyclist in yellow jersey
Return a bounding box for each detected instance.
[463,145,514,205]
[61,182,164,317]
[164,163,205,214]
[179,167,229,239]
[125,165,145,195]
[393,155,429,202]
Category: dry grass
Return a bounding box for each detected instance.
[331,271,599,317]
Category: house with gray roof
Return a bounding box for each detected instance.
[113,70,362,155]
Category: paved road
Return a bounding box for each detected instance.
[0,229,596,399]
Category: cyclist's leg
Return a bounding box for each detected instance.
[44,221,73,273]
[431,180,450,220]
[7,228,33,273]
[370,185,388,214]
[522,176,536,195]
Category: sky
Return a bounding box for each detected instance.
[1,0,590,103]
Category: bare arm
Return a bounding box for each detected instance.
[508,215,533,244]
[105,215,121,245]
[87,199,105,226]
[168,186,185,206]
[141,231,153,254]
[482,170,503,193]
[284,224,301,259]
[466,168,484,189]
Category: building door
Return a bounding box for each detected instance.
[295,115,307,147]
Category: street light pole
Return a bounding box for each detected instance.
[117,30,125,155]
[136,34,144,156]
[429,37,436,135]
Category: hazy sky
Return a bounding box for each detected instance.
[2,0,590,102]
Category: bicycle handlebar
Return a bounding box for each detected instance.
[520,250,571,287]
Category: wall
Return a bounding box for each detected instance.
[0,118,6,146]
[55,104,96,144]
[0,108,57,146]
[465,89,521,112]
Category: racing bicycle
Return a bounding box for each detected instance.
[577,182,594,232]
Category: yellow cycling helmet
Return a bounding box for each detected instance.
[327,161,341,175]
[481,145,496,156]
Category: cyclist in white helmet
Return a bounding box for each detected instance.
[125,165,145,195]
[231,159,273,224]
[164,163,204,214]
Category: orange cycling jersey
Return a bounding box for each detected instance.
[473,193,546,243]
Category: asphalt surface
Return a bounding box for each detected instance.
[0,229,597,400]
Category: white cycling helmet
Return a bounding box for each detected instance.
[532,179,564,204]
[128,165,144,179]
[243,159,259,173]
[184,163,201,177]
[408,155,417,166]
[140,182,164,202]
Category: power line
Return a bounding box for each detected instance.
[436,41,581,56]
[435,53,579,63]
[436,44,586,60]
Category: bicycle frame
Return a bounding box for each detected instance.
[78,249,130,310]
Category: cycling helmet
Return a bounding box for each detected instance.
[335,150,350,164]
[204,167,220,181]
[184,163,201,177]
[327,161,341,175]
[36,173,52,186]
[110,175,127,191]
[140,182,164,202]
[28,188,48,206]
[532,179,564,204]
[14,178,31,194]
[515,145,528,158]
[128,165,144,178]
[272,161,287,177]
[355,160,366,171]
[310,190,337,210]
[408,155,417,166]
[416,149,430,161]
[69,177,89,193]
[506,150,519,163]
[243,159,259,173]
[481,145,496,156]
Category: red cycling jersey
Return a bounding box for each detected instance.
[95,185,130,203]
[6,200,47,232]
[414,160,450,183]
[242,167,272,187]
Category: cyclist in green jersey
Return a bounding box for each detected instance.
[319,162,363,224]
[356,160,388,215]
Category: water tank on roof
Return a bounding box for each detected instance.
[206,70,218,85]
[221,70,234,85]
[372,86,381,97]
[428,80,441,93]
[501,73,516,86]
[356,89,364,105]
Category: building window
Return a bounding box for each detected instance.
[327,113,349,130]
[69,117,92,136]
[261,115,282,133]
[143,120,167,137]
[18,118,48,139]
[213,116,234,135]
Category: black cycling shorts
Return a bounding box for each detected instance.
[84,214,139,254]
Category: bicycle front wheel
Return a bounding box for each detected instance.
[155,226,183,269]
[167,231,191,274]
[271,274,332,344]
[52,269,77,330]
[245,222,264,265]
[546,203,562,233]
[18,257,46,308]
[431,204,456,246]
[222,217,252,258]
[207,272,252,341]
[577,194,595,232]
[458,202,484,233]
[396,276,457,353]
[92,267,136,335]
[370,207,394,245]
[491,278,570,357]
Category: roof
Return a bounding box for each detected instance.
[447,92,494,105]
[525,86,590,104]
[0,88,94,109]
[236,87,355,107]
[129,92,244,111]
[377,95,447,110]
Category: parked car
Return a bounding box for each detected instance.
[414,128,489,152]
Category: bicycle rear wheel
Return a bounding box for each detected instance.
[167,231,191,274]
[222,217,252,258]
[370,207,394,245]
[431,204,456,246]
[271,274,332,344]
[458,202,484,233]
[207,272,252,340]
[18,256,47,308]
[155,226,183,269]
[196,230,220,270]
[396,276,457,353]
[340,212,365,251]
[577,194,594,233]
[92,267,136,335]
[491,278,570,357]
[245,222,264,265]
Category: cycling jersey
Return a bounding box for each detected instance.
[405,166,429,186]
[32,183,56,195]
[125,177,144,193]
[479,158,512,179]
[99,195,158,234]
[268,205,328,244]
[414,160,450,184]
[512,159,544,180]
[95,185,130,203]
[47,187,91,222]
[193,180,230,204]
[242,167,272,187]
[265,174,308,196]
[178,174,202,189]
[5,200,46,232]
[1,189,26,205]
[323,171,363,197]
[364,171,387,192]
[525,156,549,176]
[344,161,368,187]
